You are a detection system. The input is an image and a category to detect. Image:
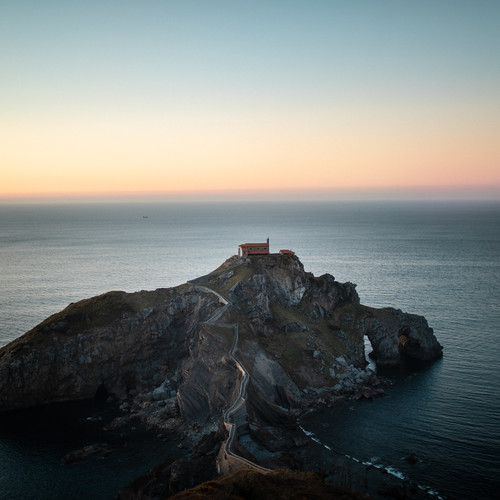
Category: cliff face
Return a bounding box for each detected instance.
[0,254,441,417]
[0,253,443,499]
[0,287,221,412]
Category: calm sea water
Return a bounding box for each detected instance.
[0,201,499,499]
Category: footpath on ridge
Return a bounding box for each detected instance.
[189,283,270,474]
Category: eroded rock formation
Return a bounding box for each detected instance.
[0,287,222,412]
[0,253,442,498]
[0,252,442,413]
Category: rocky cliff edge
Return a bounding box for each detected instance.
[0,252,442,415]
[0,253,442,497]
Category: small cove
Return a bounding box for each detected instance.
[0,399,187,499]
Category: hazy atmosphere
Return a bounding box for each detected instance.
[1,0,499,201]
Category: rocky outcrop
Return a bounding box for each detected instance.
[355,307,443,366]
[176,322,242,423]
[62,443,112,464]
[0,253,442,498]
[0,286,222,412]
[116,429,225,500]
[0,253,442,415]
[251,351,302,409]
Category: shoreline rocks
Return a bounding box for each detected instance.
[62,443,112,465]
[0,254,442,499]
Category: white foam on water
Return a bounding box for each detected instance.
[299,424,446,498]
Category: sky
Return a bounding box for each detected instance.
[1,0,499,202]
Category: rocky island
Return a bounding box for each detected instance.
[0,253,442,499]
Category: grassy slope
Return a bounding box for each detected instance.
[0,285,190,359]
[197,256,371,390]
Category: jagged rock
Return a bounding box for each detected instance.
[62,443,111,464]
[251,351,302,408]
[0,254,441,416]
[355,308,443,366]
[116,430,224,500]
[280,321,306,333]
[0,287,220,412]
[301,273,360,320]
[0,253,442,499]
[176,325,241,423]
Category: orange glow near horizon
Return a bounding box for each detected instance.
[2,2,499,202]
[2,103,499,201]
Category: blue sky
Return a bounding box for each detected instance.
[1,1,499,200]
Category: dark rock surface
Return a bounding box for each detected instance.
[0,287,221,412]
[0,253,442,499]
[356,307,442,366]
[168,468,368,500]
[116,429,224,500]
[62,443,112,464]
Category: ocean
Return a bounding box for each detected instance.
[0,201,499,499]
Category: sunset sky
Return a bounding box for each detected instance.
[1,1,499,201]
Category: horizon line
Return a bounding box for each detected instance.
[1,185,499,204]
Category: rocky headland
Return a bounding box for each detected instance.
[0,254,442,498]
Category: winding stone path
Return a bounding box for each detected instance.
[190,283,270,473]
